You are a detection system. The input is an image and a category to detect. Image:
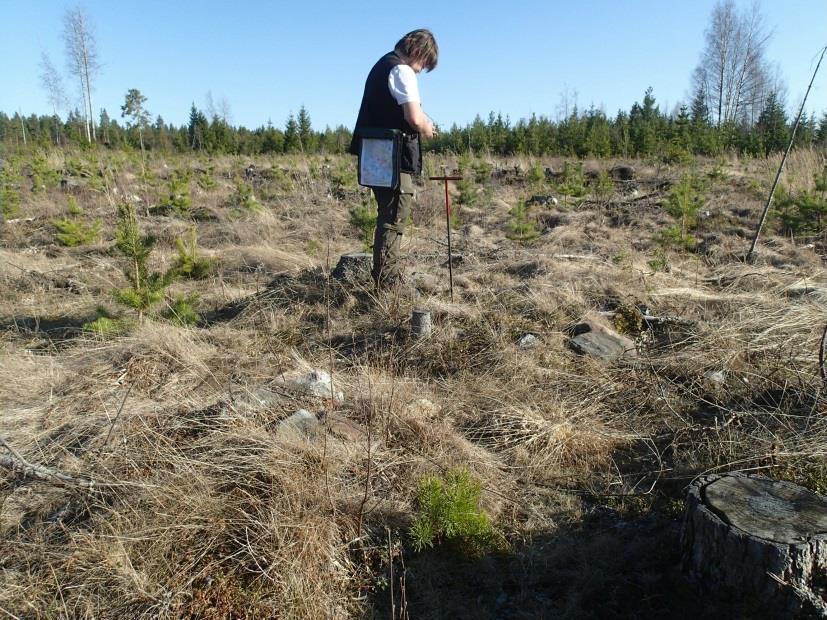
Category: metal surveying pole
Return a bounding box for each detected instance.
[429,170,462,301]
[747,45,826,261]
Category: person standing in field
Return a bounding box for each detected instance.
[350,29,438,289]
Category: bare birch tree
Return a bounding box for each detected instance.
[218,97,233,126]
[63,6,100,143]
[39,52,67,145]
[692,0,772,127]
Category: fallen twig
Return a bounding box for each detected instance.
[552,254,602,261]
[97,383,133,456]
[0,436,94,488]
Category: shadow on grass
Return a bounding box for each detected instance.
[201,270,369,326]
[370,510,758,620]
[0,312,100,346]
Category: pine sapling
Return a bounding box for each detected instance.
[52,197,101,247]
[662,174,704,250]
[165,293,201,326]
[349,201,377,250]
[173,226,214,279]
[164,169,192,216]
[409,468,500,554]
[506,200,540,243]
[113,202,175,319]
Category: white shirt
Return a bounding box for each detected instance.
[388,65,420,105]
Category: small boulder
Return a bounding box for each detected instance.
[518,334,540,349]
[569,318,637,361]
[228,387,281,414]
[703,370,726,384]
[283,370,344,404]
[322,412,367,443]
[277,409,321,439]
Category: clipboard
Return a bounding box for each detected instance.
[357,128,401,189]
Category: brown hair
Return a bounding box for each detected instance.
[394,29,438,72]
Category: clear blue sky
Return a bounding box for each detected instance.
[1,0,826,131]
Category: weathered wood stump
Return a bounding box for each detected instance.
[682,473,827,616]
[331,252,372,283]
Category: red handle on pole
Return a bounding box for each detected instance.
[429,175,461,302]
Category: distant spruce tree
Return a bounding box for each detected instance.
[99,108,112,146]
[756,91,788,155]
[689,86,718,154]
[187,103,208,150]
[793,111,817,149]
[260,119,285,153]
[690,86,710,126]
[207,115,233,153]
[629,87,661,156]
[284,113,301,153]
[584,107,611,157]
[297,105,316,152]
[668,104,693,162]
[816,112,827,148]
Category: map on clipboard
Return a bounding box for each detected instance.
[357,128,400,189]
[360,138,395,187]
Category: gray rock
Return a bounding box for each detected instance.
[229,387,281,414]
[331,252,372,283]
[277,409,321,439]
[704,370,726,384]
[322,412,367,443]
[569,320,637,361]
[289,370,344,404]
[518,334,540,348]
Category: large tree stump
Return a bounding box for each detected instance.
[331,252,372,283]
[681,473,827,616]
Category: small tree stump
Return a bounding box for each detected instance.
[331,252,372,283]
[410,309,432,339]
[682,473,827,616]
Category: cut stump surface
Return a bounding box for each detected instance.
[704,475,827,544]
[682,473,827,617]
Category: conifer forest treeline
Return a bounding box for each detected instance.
[3,1,826,160]
[2,90,826,161]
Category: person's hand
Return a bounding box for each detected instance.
[425,116,438,139]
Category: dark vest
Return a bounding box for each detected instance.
[350,52,422,175]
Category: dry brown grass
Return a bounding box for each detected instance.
[1,148,826,618]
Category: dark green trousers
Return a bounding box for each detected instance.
[372,173,414,287]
